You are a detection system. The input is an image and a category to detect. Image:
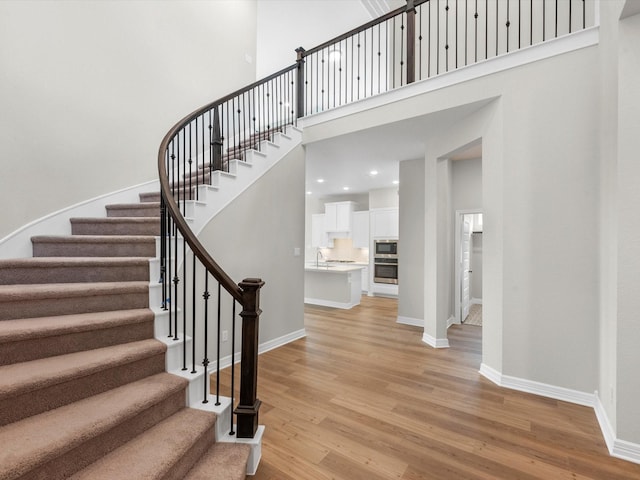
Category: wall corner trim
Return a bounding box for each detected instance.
[595,393,640,465]
[397,316,424,327]
[422,332,450,348]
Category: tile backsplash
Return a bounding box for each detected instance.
[323,238,369,263]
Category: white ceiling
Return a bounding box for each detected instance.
[304,100,489,198]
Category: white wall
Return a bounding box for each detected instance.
[0,0,257,240]
[302,43,601,397]
[256,0,374,78]
[398,158,425,322]
[198,145,306,349]
[369,187,399,208]
[616,6,640,445]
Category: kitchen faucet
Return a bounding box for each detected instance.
[316,249,324,268]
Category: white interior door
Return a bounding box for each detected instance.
[461,219,472,322]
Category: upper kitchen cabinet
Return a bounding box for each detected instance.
[311,213,333,248]
[352,210,370,249]
[371,207,399,238]
[325,201,357,232]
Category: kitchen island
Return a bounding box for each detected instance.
[304,264,364,309]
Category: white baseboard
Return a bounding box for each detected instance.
[258,328,306,355]
[479,363,595,407]
[594,393,640,465]
[422,332,450,348]
[480,364,640,466]
[447,315,456,329]
[304,297,359,309]
[397,316,423,327]
[471,297,483,305]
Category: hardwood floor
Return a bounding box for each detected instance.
[219,296,640,479]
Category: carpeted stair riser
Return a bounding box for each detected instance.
[0,340,166,426]
[70,408,217,480]
[71,218,160,236]
[31,235,157,258]
[106,202,160,218]
[185,443,251,480]
[15,388,187,480]
[0,258,150,285]
[0,282,148,321]
[0,309,154,365]
[139,191,161,203]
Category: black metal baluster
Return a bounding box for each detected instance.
[543,0,546,41]
[555,0,558,38]
[191,252,196,374]
[357,33,361,99]
[569,0,572,33]
[351,36,355,101]
[445,0,450,72]
[582,0,585,29]
[437,0,440,74]
[167,214,172,338]
[215,282,222,406]
[506,0,511,53]
[419,4,423,79]
[400,16,405,84]
[378,23,382,91]
[208,110,213,175]
[429,0,432,77]
[202,268,210,404]
[518,0,521,49]
[456,0,459,69]
[531,0,533,45]
[160,193,167,311]
[485,0,488,59]
[475,0,478,62]
[173,138,179,342]
[393,16,397,87]
[182,239,187,370]
[465,0,468,66]
[496,0,499,56]
[230,300,237,435]
[370,29,373,96]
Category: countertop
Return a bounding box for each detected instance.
[305,263,365,273]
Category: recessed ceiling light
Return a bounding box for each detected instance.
[343,186,350,191]
[370,170,378,176]
[317,178,324,183]
[392,180,399,185]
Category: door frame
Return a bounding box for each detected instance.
[454,208,483,325]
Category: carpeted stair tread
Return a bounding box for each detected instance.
[0,257,150,284]
[70,408,217,480]
[185,442,251,480]
[0,372,188,480]
[0,281,149,320]
[0,308,153,345]
[0,338,165,400]
[0,309,154,365]
[31,235,157,258]
[71,217,160,236]
[106,202,161,218]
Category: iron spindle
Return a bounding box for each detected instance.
[202,269,210,404]
[506,0,510,53]
[216,282,222,406]
[569,0,572,33]
[191,252,197,374]
[555,0,558,38]
[485,0,488,59]
[437,0,440,74]
[230,300,237,435]
[182,236,187,370]
[445,0,449,72]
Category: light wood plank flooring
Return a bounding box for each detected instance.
[219,296,640,479]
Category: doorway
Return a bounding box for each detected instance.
[454,210,483,326]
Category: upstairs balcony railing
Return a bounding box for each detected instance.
[157,0,595,440]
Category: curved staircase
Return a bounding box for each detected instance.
[0,193,251,478]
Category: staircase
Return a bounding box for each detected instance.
[0,189,252,479]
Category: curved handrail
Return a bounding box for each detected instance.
[157,63,297,304]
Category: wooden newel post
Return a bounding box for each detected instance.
[406,0,416,84]
[235,277,265,438]
[211,106,223,172]
[295,47,306,119]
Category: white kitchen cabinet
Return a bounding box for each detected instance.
[325,202,356,232]
[371,207,399,238]
[311,214,333,248]
[352,211,370,249]
[360,266,369,293]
